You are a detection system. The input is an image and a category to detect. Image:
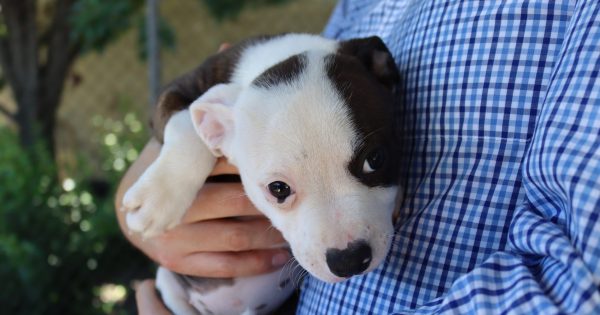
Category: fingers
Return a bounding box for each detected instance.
[182,182,262,223]
[135,280,172,315]
[209,157,239,176]
[165,249,292,278]
[149,217,289,277]
[158,218,286,254]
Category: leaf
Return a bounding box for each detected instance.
[198,0,292,20]
[136,14,177,61]
[69,0,144,54]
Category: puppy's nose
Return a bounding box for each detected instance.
[325,239,372,278]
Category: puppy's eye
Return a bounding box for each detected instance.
[362,148,386,173]
[268,181,292,203]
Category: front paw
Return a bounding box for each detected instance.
[121,171,196,239]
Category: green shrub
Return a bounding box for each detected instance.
[0,106,154,315]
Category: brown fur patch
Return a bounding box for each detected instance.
[337,36,400,91]
[325,50,400,187]
[151,35,275,142]
[252,52,308,88]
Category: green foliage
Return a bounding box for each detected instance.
[92,95,149,179]
[0,103,154,315]
[70,0,145,54]
[67,0,295,56]
[199,0,292,20]
[69,0,176,58]
[136,16,176,60]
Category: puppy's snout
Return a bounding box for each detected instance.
[325,239,372,278]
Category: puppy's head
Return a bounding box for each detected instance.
[191,37,400,282]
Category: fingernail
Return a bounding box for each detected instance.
[272,252,289,267]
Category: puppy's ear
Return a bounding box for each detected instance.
[338,36,400,90]
[190,83,241,157]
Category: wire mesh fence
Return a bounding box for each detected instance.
[0,0,335,314]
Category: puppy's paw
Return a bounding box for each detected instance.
[125,208,178,239]
[121,168,196,239]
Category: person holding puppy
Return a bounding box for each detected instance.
[117,0,600,314]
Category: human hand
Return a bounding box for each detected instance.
[115,140,290,277]
[135,280,172,315]
[146,160,290,278]
[115,41,291,278]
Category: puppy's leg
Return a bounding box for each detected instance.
[156,267,200,315]
[121,110,216,238]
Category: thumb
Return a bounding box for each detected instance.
[135,280,172,315]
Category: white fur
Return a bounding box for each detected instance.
[122,34,398,314]
[231,51,396,282]
[157,267,295,315]
[190,83,241,157]
[122,110,216,238]
[231,34,338,86]
[156,268,201,315]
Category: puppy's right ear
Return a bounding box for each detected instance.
[190,83,242,157]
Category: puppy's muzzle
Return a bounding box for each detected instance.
[325,239,372,278]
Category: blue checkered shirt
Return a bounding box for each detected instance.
[297,1,600,314]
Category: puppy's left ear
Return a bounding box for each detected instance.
[338,36,400,90]
[190,83,241,157]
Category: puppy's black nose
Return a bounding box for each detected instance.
[326,240,372,278]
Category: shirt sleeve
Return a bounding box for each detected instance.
[322,0,382,39]
[414,2,600,314]
[322,0,347,38]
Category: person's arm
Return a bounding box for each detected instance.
[413,2,600,313]
[114,138,290,278]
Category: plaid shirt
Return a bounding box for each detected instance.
[297,1,600,314]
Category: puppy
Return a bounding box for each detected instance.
[121,33,400,315]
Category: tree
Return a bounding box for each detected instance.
[0,0,145,156]
[0,0,289,157]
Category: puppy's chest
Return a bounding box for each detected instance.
[179,271,296,315]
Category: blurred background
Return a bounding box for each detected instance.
[0,0,335,314]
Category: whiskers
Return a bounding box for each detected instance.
[265,224,277,233]
[278,256,308,289]
[385,231,405,250]
[290,260,309,288]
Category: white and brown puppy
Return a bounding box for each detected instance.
[121,34,400,315]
